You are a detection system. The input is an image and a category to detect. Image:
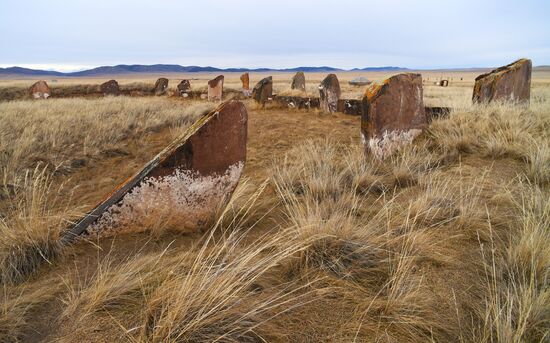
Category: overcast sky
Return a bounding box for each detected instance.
[1,0,549,71]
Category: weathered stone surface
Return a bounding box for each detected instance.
[241,73,251,96]
[273,95,319,110]
[319,74,341,113]
[61,100,248,243]
[154,78,169,95]
[473,59,531,104]
[349,76,371,86]
[100,80,120,96]
[252,76,273,106]
[208,75,224,101]
[177,80,191,97]
[291,72,306,92]
[361,73,427,159]
[337,99,362,115]
[30,81,51,99]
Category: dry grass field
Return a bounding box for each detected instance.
[0,71,548,342]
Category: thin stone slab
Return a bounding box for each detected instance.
[154,78,169,95]
[30,81,51,99]
[291,72,306,92]
[208,75,224,101]
[473,59,531,104]
[361,73,427,160]
[100,80,120,96]
[61,100,248,244]
[177,80,191,97]
[319,74,341,113]
[252,76,273,106]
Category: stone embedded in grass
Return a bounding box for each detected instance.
[154,78,169,95]
[337,99,362,115]
[240,72,251,96]
[252,76,273,106]
[348,76,371,86]
[473,58,532,105]
[291,72,306,92]
[100,80,120,96]
[361,73,427,160]
[319,74,341,113]
[177,80,191,97]
[207,75,224,101]
[62,100,248,243]
[30,80,51,99]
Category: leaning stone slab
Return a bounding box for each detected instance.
[473,59,531,104]
[291,72,306,92]
[319,74,341,113]
[361,73,427,160]
[252,76,273,106]
[61,100,248,244]
[177,80,191,97]
[154,78,169,95]
[30,80,51,99]
[208,75,224,101]
[100,80,120,96]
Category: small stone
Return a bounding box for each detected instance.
[291,71,306,92]
[177,80,191,97]
[319,74,341,113]
[473,59,531,104]
[207,75,224,101]
[154,78,169,95]
[100,80,120,96]
[252,76,273,106]
[30,80,51,99]
[348,76,371,86]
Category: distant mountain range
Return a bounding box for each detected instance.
[0,64,409,77]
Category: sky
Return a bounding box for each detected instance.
[1,0,549,71]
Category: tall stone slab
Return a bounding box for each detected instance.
[207,75,224,101]
[30,81,51,99]
[252,76,273,106]
[319,74,341,113]
[154,78,169,95]
[291,72,306,92]
[473,59,531,104]
[61,100,248,244]
[240,73,251,96]
[361,73,427,160]
[177,80,191,97]
[100,80,120,96]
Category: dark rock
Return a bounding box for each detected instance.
[319,74,341,113]
[153,78,169,95]
[177,80,191,97]
[291,71,306,91]
[473,59,531,104]
[100,80,120,96]
[337,99,362,115]
[252,76,273,106]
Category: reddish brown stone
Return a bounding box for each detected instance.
[61,100,248,243]
[207,75,224,101]
[240,73,250,90]
[154,78,169,95]
[473,59,531,104]
[361,73,427,159]
[252,76,273,106]
[291,72,306,92]
[319,74,341,113]
[30,81,51,99]
[177,80,191,97]
[100,80,120,96]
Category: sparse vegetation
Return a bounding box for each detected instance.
[0,75,548,342]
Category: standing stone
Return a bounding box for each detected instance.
[319,74,341,113]
[61,100,248,244]
[100,80,120,96]
[473,59,532,104]
[154,78,169,95]
[252,76,273,106]
[240,73,251,96]
[291,72,306,92]
[361,73,427,160]
[177,80,191,97]
[208,75,224,101]
[30,81,51,99]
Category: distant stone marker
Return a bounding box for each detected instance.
[30,80,51,99]
[291,72,306,92]
[177,80,191,97]
[361,73,427,159]
[100,80,120,96]
[240,73,251,96]
[61,100,248,244]
[473,59,532,105]
[348,76,371,86]
[319,74,341,113]
[154,78,169,95]
[252,76,273,106]
[208,75,224,101]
